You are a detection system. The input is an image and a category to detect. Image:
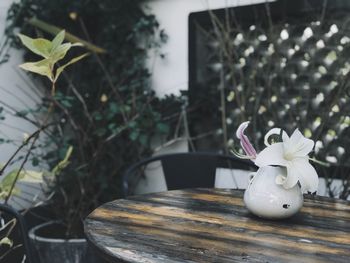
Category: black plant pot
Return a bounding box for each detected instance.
[28,221,100,263]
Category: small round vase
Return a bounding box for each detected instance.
[244,166,303,219]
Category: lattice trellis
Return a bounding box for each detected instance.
[189,0,350,197]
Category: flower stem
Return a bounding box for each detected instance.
[309,157,330,167]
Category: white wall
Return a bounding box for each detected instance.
[145,0,271,97]
[139,0,272,192]
[0,0,45,209]
[0,0,40,163]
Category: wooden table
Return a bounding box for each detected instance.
[84,188,350,263]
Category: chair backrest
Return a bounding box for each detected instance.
[122,152,257,197]
[0,204,34,263]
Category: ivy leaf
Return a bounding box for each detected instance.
[108,102,119,114]
[93,112,103,121]
[19,59,53,81]
[54,53,89,82]
[15,110,28,117]
[129,130,139,141]
[17,34,52,58]
[108,123,117,132]
[32,157,39,166]
[128,121,137,128]
[139,134,148,146]
[157,123,170,133]
[95,128,106,137]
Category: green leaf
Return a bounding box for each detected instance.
[0,237,13,248]
[156,123,170,133]
[128,121,137,128]
[0,169,26,199]
[17,34,52,58]
[139,134,148,146]
[32,157,39,166]
[54,53,89,82]
[60,99,73,108]
[51,146,73,175]
[0,170,25,189]
[50,43,72,63]
[19,59,53,81]
[109,102,119,114]
[108,123,117,132]
[121,105,131,113]
[15,110,28,117]
[51,30,65,51]
[93,112,103,121]
[129,130,139,141]
[21,170,44,181]
[95,128,106,137]
[33,39,53,58]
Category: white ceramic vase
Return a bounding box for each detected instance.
[244,166,303,219]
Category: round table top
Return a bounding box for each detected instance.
[84,188,350,263]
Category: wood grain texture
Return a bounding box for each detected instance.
[84,189,350,263]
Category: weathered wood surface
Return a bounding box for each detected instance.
[84,189,350,263]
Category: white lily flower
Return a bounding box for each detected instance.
[255,128,318,193]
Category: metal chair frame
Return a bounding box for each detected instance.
[122,152,257,197]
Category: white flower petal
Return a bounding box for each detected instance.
[275,174,286,185]
[295,158,319,192]
[288,129,304,146]
[283,163,301,189]
[264,128,288,146]
[254,143,288,167]
[284,129,314,157]
[295,138,314,157]
[283,158,318,192]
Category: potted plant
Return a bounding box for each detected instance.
[0,147,72,262]
[13,30,93,262]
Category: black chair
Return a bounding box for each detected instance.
[122,152,257,197]
[0,204,34,263]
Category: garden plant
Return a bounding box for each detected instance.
[3,0,182,240]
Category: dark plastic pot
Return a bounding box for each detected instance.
[28,221,97,263]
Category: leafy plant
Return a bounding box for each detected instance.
[18,31,88,83]
[0,146,72,201]
[0,30,82,261]
[4,0,182,237]
[0,146,73,262]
